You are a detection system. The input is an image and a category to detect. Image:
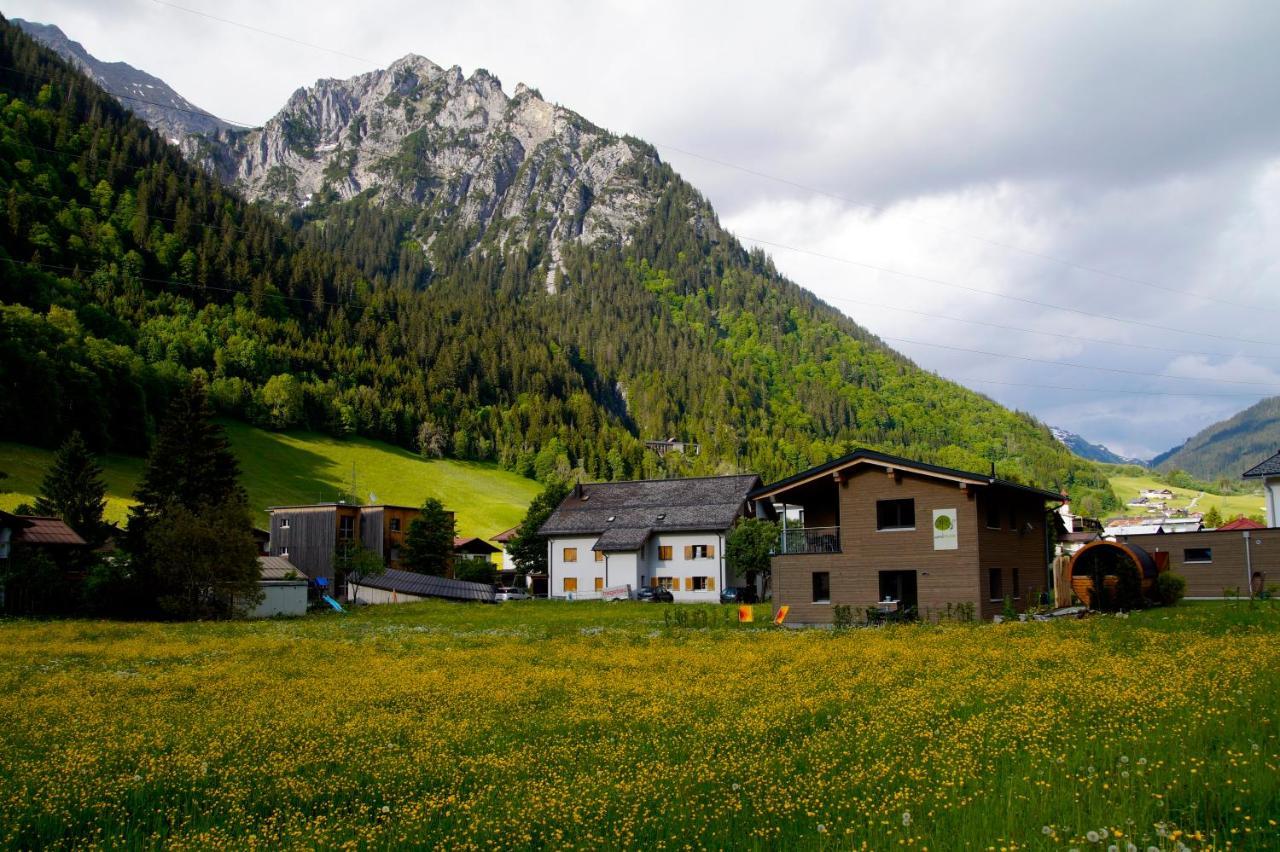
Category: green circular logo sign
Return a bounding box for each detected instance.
[934,515,953,531]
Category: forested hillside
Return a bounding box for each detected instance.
[0,17,1116,510]
[1152,396,1280,486]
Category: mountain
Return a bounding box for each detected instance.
[0,16,1118,511]
[1151,396,1280,483]
[184,55,656,285]
[12,18,235,141]
[1050,427,1146,467]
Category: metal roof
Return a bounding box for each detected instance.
[1243,450,1280,478]
[258,555,308,581]
[538,474,761,541]
[11,516,86,546]
[750,448,1062,502]
[350,568,496,602]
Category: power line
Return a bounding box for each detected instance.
[742,234,1280,349]
[136,1,1272,312]
[651,152,1267,314]
[881,336,1280,389]
[12,58,1276,353]
[8,255,1274,398]
[962,377,1266,400]
[149,0,375,65]
[821,292,1280,364]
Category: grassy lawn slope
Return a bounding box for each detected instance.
[1106,470,1265,522]
[0,421,540,537]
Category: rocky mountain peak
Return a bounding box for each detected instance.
[182,55,662,283]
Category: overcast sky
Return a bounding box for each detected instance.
[9,0,1280,459]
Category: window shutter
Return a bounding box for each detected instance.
[706,545,715,559]
[707,577,715,591]
[684,577,692,591]
[650,577,658,588]
[684,545,693,560]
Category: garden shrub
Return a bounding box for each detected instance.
[1156,572,1186,607]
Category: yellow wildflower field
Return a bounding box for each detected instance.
[0,602,1276,849]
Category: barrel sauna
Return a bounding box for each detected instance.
[1068,540,1160,608]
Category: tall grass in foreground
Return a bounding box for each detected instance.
[0,601,1276,849]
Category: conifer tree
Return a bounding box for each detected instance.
[402,497,456,576]
[126,377,259,618]
[34,431,108,547]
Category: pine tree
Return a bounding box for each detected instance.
[1202,505,1223,529]
[402,497,456,576]
[33,431,108,547]
[505,480,570,577]
[126,376,259,618]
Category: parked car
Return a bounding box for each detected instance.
[635,586,674,603]
[719,586,759,605]
[494,587,529,601]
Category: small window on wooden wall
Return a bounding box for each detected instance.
[876,499,915,531]
[985,500,1001,530]
[812,571,831,603]
[1184,547,1212,564]
[988,568,1003,601]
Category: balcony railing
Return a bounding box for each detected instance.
[778,526,841,555]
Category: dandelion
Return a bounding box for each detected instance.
[1107,845,1118,852]
[1042,825,1053,835]
[1087,831,1101,843]
[902,812,912,827]
[732,783,740,791]
[381,805,390,814]
[1120,755,1129,764]
[1137,757,1147,766]
[817,824,827,834]
[1121,770,1130,778]
[1126,844,1138,852]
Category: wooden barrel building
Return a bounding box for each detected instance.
[1068,540,1160,608]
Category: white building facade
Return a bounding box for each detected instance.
[539,475,763,603]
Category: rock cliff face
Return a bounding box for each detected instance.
[191,55,662,281]
[12,18,235,141]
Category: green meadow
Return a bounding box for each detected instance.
[0,601,1275,849]
[0,420,540,537]
[1106,470,1265,523]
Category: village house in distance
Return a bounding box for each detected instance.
[265,502,431,587]
[752,449,1060,623]
[539,475,761,601]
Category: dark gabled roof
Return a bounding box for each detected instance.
[11,516,87,546]
[538,474,761,544]
[1243,450,1280,478]
[454,536,500,554]
[350,568,495,602]
[750,448,1062,502]
[593,527,654,552]
[258,555,308,581]
[490,526,519,543]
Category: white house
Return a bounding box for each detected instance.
[538,475,762,602]
[1243,450,1280,527]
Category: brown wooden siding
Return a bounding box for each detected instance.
[975,490,1054,619]
[772,467,1051,623]
[269,507,338,583]
[1117,529,1279,598]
